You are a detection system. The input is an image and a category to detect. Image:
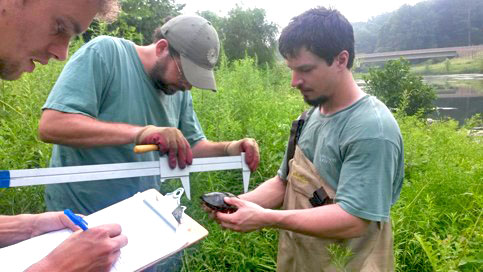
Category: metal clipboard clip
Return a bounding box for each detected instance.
[142,188,186,232]
[165,188,186,224]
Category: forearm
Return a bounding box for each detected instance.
[0,214,34,247]
[263,204,369,239]
[192,139,230,157]
[193,138,260,172]
[39,110,143,147]
[239,176,286,209]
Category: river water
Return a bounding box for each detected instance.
[357,74,483,124]
[423,74,483,124]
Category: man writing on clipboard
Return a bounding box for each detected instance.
[0,1,127,271]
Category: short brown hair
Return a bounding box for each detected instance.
[279,7,355,69]
[151,16,180,57]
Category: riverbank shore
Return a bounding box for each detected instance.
[411,56,483,75]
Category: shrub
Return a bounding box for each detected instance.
[1,53,481,272]
[363,58,437,116]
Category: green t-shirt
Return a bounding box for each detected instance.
[43,36,206,214]
[278,95,404,222]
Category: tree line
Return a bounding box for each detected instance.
[85,0,278,66]
[84,0,482,66]
[354,0,483,53]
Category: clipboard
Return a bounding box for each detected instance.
[0,189,208,272]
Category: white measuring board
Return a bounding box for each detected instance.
[0,153,250,200]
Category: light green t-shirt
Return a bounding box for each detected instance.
[278,95,404,222]
[43,36,206,214]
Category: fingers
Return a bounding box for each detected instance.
[223,196,242,207]
[215,198,241,221]
[240,138,260,172]
[214,209,231,222]
[58,213,81,232]
[177,139,186,169]
[185,140,193,165]
[168,133,191,169]
[247,150,259,172]
[219,221,241,232]
[168,146,177,168]
[90,224,128,250]
[97,223,123,238]
[141,127,191,169]
[175,134,191,169]
[110,234,129,250]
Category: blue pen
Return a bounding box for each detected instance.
[64,209,89,231]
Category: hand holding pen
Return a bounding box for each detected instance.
[64,209,89,231]
[26,211,128,272]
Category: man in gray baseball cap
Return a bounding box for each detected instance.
[38,14,260,271]
[160,15,220,91]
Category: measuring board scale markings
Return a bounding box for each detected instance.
[0,153,250,200]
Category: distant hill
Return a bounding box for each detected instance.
[354,0,483,53]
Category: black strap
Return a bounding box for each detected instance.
[309,188,334,207]
[285,110,333,207]
[285,111,308,177]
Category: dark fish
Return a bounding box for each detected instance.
[200,192,238,213]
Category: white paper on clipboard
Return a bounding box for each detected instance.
[0,189,208,272]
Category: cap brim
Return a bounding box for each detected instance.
[180,55,217,92]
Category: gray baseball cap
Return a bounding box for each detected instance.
[161,15,220,91]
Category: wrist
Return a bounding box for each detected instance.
[19,214,37,239]
[29,213,46,238]
[134,125,155,144]
[260,209,278,229]
[224,140,241,156]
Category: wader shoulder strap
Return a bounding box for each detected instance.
[285,109,333,207]
[285,110,309,177]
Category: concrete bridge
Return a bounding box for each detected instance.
[357,45,483,63]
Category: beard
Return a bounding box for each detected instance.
[304,95,329,107]
[150,59,179,95]
[0,58,22,81]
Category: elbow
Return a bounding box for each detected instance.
[38,114,56,143]
[37,125,50,143]
[341,219,370,239]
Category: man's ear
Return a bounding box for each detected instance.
[335,50,349,70]
[155,39,169,57]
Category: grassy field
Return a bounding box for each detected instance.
[0,51,481,271]
[410,56,483,75]
[354,55,483,79]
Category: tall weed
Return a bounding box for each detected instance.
[393,116,482,271]
[0,52,481,271]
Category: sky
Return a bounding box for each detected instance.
[178,0,426,29]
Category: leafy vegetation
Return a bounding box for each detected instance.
[199,6,279,66]
[84,0,279,67]
[84,0,184,44]
[393,115,482,272]
[354,0,483,53]
[1,52,481,271]
[363,58,437,116]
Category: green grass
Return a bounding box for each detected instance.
[424,76,483,95]
[411,56,483,75]
[0,49,481,271]
[355,55,483,78]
